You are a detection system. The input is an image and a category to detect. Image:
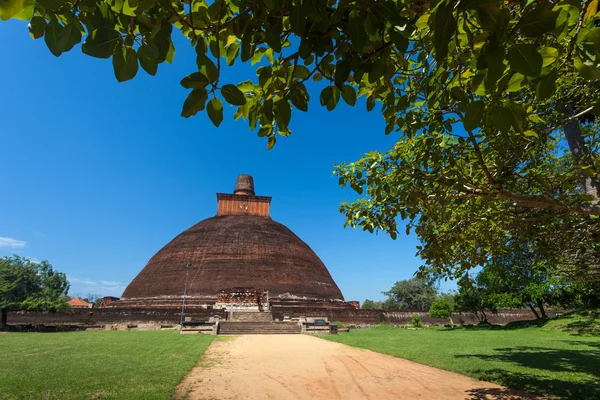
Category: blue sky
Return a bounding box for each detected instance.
[0,21,455,302]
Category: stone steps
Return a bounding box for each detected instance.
[228,311,273,322]
[218,322,301,335]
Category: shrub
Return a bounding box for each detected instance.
[429,298,454,327]
[411,314,424,328]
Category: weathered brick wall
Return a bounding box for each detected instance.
[7,308,565,326]
[217,288,266,304]
[273,308,565,325]
[216,194,271,216]
[7,308,226,325]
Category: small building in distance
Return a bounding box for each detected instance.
[99,296,120,308]
[348,301,360,310]
[68,297,92,309]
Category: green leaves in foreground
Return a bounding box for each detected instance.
[82,28,121,59]
[320,86,340,111]
[181,89,208,118]
[112,47,138,82]
[221,84,246,106]
[7,0,600,151]
[207,98,223,127]
[508,45,543,77]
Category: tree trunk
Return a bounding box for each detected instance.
[537,300,548,319]
[529,303,541,319]
[564,117,600,203]
[480,309,488,323]
[1,308,7,326]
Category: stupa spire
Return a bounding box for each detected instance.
[234,174,255,196]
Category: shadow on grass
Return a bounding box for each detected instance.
[457,346,600,399]
[465,369,599,400]
[465,386,544,400]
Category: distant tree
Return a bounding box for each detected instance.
[0,255,70,326]
[477,241,587,319]
[85,294,104,308]
[429,298,454,327]
[361,299,384,310]
[383,278,437,310]
[454,280,498,324]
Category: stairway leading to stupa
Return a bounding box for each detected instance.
[228,310,274,322]
[218,311,301,334]
[218,321,301,335]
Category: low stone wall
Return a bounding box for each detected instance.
[6,307,565,327]
[273,308,565,325]
[7,308,226,325]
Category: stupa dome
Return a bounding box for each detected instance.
[119,175,344,306]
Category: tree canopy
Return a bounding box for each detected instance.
[0,255,70,325]
[383,277,437,310]
[3,0,600,281]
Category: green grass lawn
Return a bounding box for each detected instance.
[0,330,214,400]
[321,314,600,399]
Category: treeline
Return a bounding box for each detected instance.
[363,272,600,324]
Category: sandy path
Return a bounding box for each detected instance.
[176,334,543,400]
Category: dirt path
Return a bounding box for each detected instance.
[176,335,543,400]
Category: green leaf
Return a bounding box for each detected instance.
[464,101,485,131]
[274,99,291,128]
[536,70,557,100]
[12,0,33,21]
[112,47,138,82]
[320,86,340,111]
[508,44,542,77]
[28,16,46,39]
[433,1,456,63]
[180,72,210,89]
[539,46,558,67]
[82,28,122,59]
[196,53,218,83]
[341,85,357,106]
[58,23,82,53]
[523,130,539,138]
[585,27,600,47]
[334,59,351,85]
[221,84,246,106]
[476,3,502,33]
[450,87,469,104]
[574,57,600,80]
[290,87,309,112]
[348,11,367,50]
[138,45,158,76]
[226,42,240,66]
[368,59,384,83]
[0,0,25,21]
[505,101,526,133]
[258,124,272,137]
[267,135,276,150]
[166,40,175,64]
[289,2,306,34]
[181,88,208,118]
[520,5,559,37]
[122,0,137,16]
[44,21,63,57]
[207,97,223,127]
[506,73,526,92]
[488,106,513,134]
[389,28,409,52]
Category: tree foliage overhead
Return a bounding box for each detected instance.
[3,0,600,280]
[0,255,70,325]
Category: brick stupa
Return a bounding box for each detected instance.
[115,175,347,309]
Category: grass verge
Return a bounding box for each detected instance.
[319,314,600,399]
[0,330,214,399]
